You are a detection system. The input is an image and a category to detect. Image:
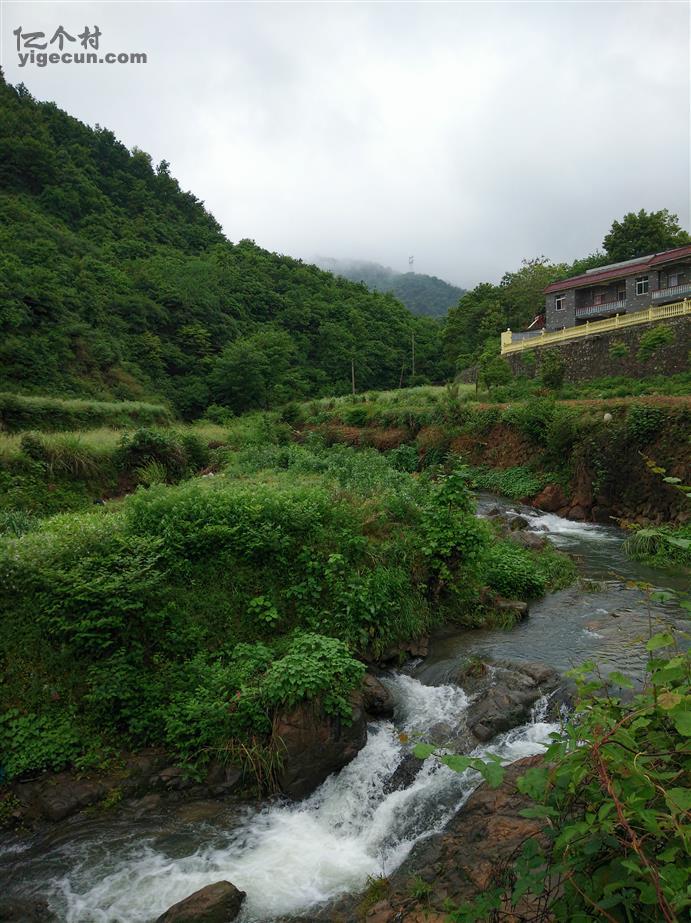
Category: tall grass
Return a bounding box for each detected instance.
[0,393,172,433]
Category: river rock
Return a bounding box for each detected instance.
[155,881,245,922]
[274,692,367,798]
[354,755,550,922]
[509,514,530,531]
[532,483,567,513]
[0,898,57,921]
[457,659,564,743]
[507,530,548,551]
[362,674,395,718]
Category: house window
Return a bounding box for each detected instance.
[555,294,565,311]
[668,272,678,287]
[617,288,626,302]
[593,293,603,305]
[635,276,649,295]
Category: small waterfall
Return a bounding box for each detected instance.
[48,674,557,923]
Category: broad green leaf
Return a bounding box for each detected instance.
[607,671,633,688]
[646,632,675,651]
[665,787,691,813]
[412,743,436,760]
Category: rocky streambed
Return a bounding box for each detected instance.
[1,497,686,923]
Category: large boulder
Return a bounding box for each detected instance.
[0,899,57,921]
[532,483,567,513]
[457,659,565,743]
[362,674,395,718]
[155,882,245,922]
[274,692,367,798]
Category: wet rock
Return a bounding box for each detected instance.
[455,659,564,743]
[509,514,530,531]
[384,752,424,794]
[362,674,395,719]
[378,636,429,665]
[532,483,567,513]
[0,898,57,921]
[569,505,587,521]
[275,692,367,799]
[494,597,529,622]
[34,777,109,822]
[155,881,245,922]
[508,530,548,551]
[352,756,550,922]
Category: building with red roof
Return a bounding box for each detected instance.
[543,244,691,331]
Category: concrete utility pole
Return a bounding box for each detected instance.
[351,357,356,394]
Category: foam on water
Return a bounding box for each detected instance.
[49,675,556,923]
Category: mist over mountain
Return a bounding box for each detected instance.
[315,257,466,318]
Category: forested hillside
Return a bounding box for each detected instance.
[0,75,447,417]
[316,257,465,317]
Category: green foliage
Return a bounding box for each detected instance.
[626,404,665,444]
[478,343,512,392]
[462,466,549,501]
[480,542,547,598]
[501,399,556,445]
[0,392,171,433]
[262,632,364,720]
[624,524,691,568]
[0,435,570,781]
[609,341,630,359]
[0,707,98,779]
[539,350,565,391]
[637,324,675,362]
[116,427,206,481]
[0,76,446,413]
[603,208,691,262]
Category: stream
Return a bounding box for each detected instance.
[2,495,687,922]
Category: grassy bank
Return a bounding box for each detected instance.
[293,387,691,528]
[0,393,172,433]
[0,430,574,784]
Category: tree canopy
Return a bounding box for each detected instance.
[602,208,691,262]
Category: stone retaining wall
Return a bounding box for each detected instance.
[505,316,689,382]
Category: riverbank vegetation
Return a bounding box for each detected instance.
[0,426,575,784]
[418,631,691,922]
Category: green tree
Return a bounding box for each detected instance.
[603,209,691,262]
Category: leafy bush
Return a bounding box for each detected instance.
[609,341,630,359]
[465,465,548,501]
[539,350,565,391]
[480,542,547,598]
[626,404,665,444]
[386,444,419,473]
[262,632,364,720]
[637,324,675,361]
[116,428,189,481]
[501,399,556,445]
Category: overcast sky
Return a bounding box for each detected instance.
[2,1,690,287]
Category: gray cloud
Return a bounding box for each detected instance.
[3,0,689,287]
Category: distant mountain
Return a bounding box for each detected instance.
[315,257,465,318]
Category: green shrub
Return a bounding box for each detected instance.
[386,444,419,473]
[626,404,665,444]
[116,428,188,480]
[637,324,675,361]
[540,350,566,391]
[501,399,556,445]
[609,341,630,359]
[480,542,547,598]
[465,465,548,500]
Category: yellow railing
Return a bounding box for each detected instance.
[500,299,691,355]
